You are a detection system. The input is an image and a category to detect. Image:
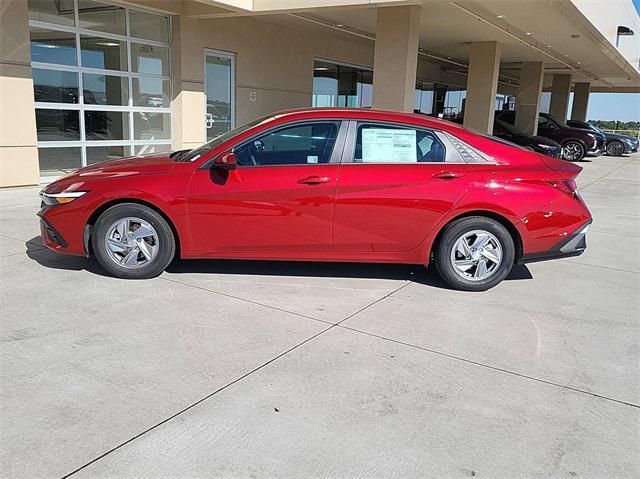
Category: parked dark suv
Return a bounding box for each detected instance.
[566,120,639,157]
[495,111,606,161]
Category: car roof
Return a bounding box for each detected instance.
[269,107,468,133]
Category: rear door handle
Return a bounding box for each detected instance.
[297,175,331,185]
[432,171,465,179]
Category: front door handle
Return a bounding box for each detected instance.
[298,175,331,185]
[432,171,465,179]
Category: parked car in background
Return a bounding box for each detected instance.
[38,108,592,291]
[492,118,562,158]
[495,111,606,161]
[566,120,639,157]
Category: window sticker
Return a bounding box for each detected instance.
[361,128,417,163]
[307,155,319,164]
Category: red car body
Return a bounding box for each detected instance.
[39,108,591,270]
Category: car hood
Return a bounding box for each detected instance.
[43,152,177,194]
[604,132,637,143]
[565,126,606,139]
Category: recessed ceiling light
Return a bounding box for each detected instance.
[497,14,505,19]
[564,54,569,57]
[525,32,532,36]
[334,23,343,27]
[546,45,552,48]
[571,34,580,39]
[577,61,582,64]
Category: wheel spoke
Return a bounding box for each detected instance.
[471,233,491,250]
[480,247,500,264]
[123,248,139,267]
[114,219,129,241]
[454,259,476,272]
[455,237,472,258]
[474,258,488,278]
[132,225,155,240]
[107,239,128,254]
[137,240,154,260]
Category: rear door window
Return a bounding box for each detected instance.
[353,123,446,163]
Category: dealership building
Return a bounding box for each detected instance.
[0,0,638,187]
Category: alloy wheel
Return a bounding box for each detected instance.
[449,230,503,281]
[562,141,584,161]
[606,141,624,157]
[104,217,159,269]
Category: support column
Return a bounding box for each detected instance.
[171,16,206,151]
[372,5,420,112]
[0,0,39,187]
[515,62,544,135]
[571,82,591,121]
[548,74,572,121]
[462,41,501,134]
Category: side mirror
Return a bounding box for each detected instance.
[213,151,237,170]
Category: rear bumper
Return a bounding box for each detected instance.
[519,221,591,264]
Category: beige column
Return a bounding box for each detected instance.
[171,16,206,150]
[372,5,420,112]
[515,62,544,135]
[548,74,572,121]
[571,82,591,122]
[0,0,39,187]
[462,41,501,134]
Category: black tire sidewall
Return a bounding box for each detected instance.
[92,203,175,279]
[435,217,515,292]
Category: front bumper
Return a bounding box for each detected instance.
[585,138,606,157]
[519,221,591,264]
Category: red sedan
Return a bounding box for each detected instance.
[38,108,591,291]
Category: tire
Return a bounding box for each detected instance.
[561,140,585,161]
[605,140,625,157]
[91,203,175,279]
[434,216,515,292]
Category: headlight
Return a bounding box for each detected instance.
[40,190,88,206]
[586,132,596,138]
[537,143,555,150]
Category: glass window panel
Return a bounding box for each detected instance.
[133,144,171,155]
[30,27,77,66]
[77,0,126,35]
[129,10,169,42]
[312,61,338,107]
[28,0,75,26]
[133,77,170,108]
[80,35,127,71]
[82,73,128,105]
[86,145,127,164]
[33,68,78,103]
[131,43,169,75]
[354,124,445,163]
[234,122,340,166]
[35,109,80,141]
[84,111,130,140]
[134,112,170,140]
[38,147,82,175]
[205,54,232,140]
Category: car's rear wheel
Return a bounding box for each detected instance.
[434,217,515,292]
[92,203,175,279]
[605,140,625,157]
[562,140,585,161]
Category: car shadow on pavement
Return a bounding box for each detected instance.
[25,236,533,288]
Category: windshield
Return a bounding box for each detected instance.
[181,114,275,162]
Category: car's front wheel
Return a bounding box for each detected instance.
[434,217,515,292]
[605,140,625,157]
[92,203,175,279]
[561,140,585,161]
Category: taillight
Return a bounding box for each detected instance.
[548,179,582,201]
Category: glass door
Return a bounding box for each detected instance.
[204,50,234,141]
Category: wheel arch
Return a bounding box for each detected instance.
[84,198,182,257]
[429,210,523,263]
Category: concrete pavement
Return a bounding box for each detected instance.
[1,153,638,478]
